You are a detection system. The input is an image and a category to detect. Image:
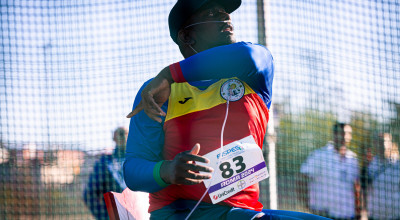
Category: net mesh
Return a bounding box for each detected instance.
[1,0,399,219]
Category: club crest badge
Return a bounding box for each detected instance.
[220,79,245,102]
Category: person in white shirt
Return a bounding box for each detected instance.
[298,122,361,220]
[367,133,399,220]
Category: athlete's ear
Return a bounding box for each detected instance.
[178,29,195,45]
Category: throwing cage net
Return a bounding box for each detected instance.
[1,0,399,219]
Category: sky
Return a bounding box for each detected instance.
[1,0,399,151]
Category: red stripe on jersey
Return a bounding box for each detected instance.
[169,62,186,83]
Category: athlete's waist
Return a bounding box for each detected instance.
[149,183,260,212]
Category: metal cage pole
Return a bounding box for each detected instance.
[257,0,278,210]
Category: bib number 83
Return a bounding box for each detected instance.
[219,156,246,179]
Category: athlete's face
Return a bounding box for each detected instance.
[184,2,236,50]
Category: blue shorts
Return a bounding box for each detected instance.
[150,200,332,220]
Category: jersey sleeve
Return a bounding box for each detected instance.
[123,79,168,193]
[169,41,274,108]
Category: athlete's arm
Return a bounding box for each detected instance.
[172,41,274,105]
[124,80,213,192]
[127,42,274,121]
[124,80,167,192]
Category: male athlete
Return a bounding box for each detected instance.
[124,0,329,219]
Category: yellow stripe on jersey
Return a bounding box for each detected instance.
[165,78,255,122]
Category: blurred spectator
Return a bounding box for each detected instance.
[367,133,399,220]
[0,146,10,182]
[298,122,360,220]
[0,146,10,164]
[359,145,372,214]
[84,127,128,220]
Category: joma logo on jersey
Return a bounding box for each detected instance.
[178,97,192,104]
[217,145,244,159]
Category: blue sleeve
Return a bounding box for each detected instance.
[179,42,274,108]
[123,79,168,193]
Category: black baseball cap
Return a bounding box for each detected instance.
[168,0,242,44]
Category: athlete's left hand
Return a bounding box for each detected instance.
[126,66,173,123]
[160,144,214,185]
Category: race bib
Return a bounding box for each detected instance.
[198,135,269,204]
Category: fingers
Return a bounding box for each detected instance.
[186,144,209,164]
[173,165,213,185]
[178,174,212,185]
[183,162,214,173]
[126,102,144,118]
[178,151,210,164]
[128,70,172,121]
[126,98,166,123]
[161,159,213,185]
[162,145,215,185]
[144,109,164,123]
[190,143,200,155]
[143,94,166,117]
[141,94,166,123]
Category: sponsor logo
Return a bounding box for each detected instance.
[217,145,244,159]
[213,187,235,200]
[237,180,246,190]
[220,79,245,102]
[178,97,192,104]
[249,171,268,184]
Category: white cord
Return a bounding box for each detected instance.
[188,44,198,54]
[185,92,232,220]
[184,20,230,29]
[180,20,231,55]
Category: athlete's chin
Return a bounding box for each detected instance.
[216,34,236,46]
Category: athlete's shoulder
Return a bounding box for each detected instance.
[236,41,274,66]
[235,41,271,52]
